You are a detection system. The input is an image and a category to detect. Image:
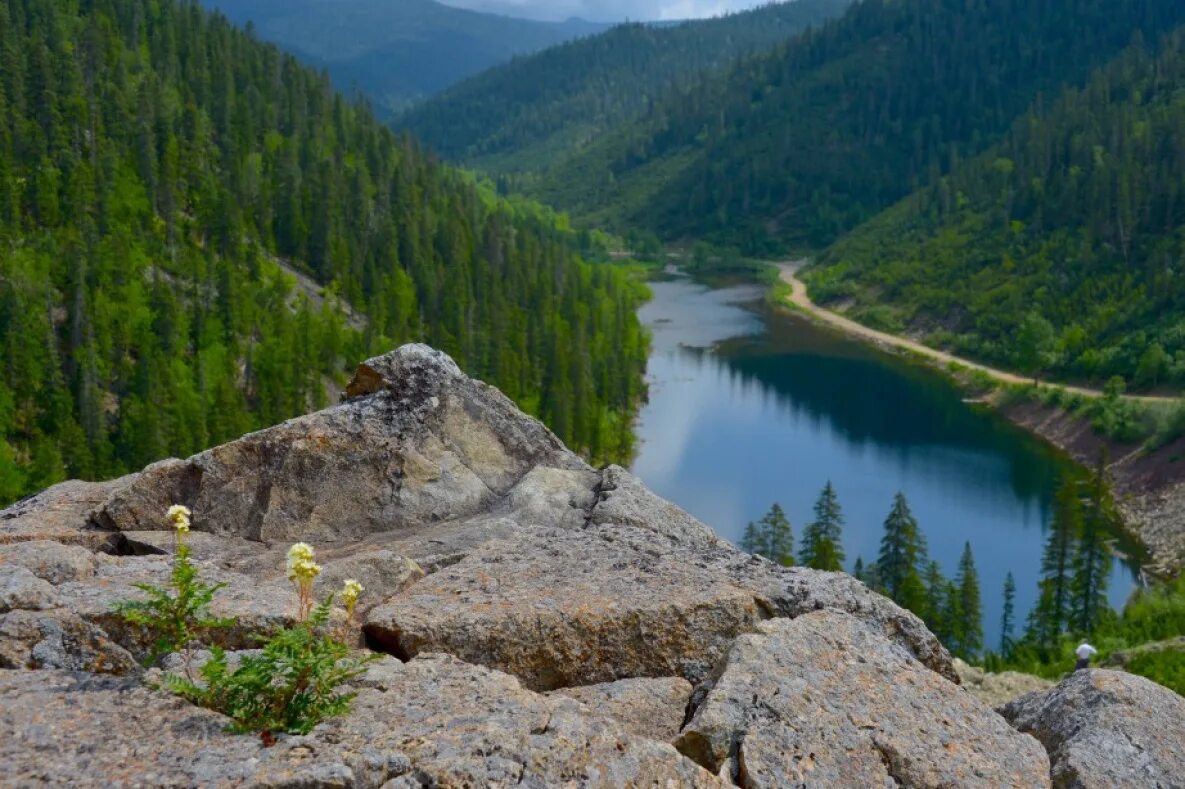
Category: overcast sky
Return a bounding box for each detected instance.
[438,0,773,22]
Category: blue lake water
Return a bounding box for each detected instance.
[631,276,1137,649]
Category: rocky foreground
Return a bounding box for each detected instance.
[1,345,1181,787]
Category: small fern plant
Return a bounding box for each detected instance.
[166,596,376,735]
[113,505,233,667]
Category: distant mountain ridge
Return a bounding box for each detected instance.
[516,0,1185,252]
[398,0,852,174]
[204,0,611,114]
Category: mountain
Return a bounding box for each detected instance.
[0,0,647,504]
[398,0,853,174]
[808,28,1185,388]
[524,0,1185,253]
[203,0,610,114]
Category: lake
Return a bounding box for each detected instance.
[631,274,1138,649]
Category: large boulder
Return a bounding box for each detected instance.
[93,345,583,542]
[0,658,726,788]
[1001,669,1185,788]
[676,611,1051,787]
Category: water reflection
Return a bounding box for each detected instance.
[632,277,1136,648]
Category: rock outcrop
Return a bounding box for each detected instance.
[1001,669,1185,788]
[676,612,1051,787]
[0,344,1171,786]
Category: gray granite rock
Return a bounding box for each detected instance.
[0,609,139,673]
[0,539,98,584]
[364,525,769,690]
[0,659,726,788]
[676,611,1051,788]
[0,564,60,613]
[314,654,725,787]
[1001,669,1185,788]
[93,344,585,543]
[547,676,694,743]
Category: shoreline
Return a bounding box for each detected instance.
[769,262,1184,578]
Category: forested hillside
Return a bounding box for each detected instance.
[0,0,647,505]
[204,0,607,115]
[808,29,1185,387]
[528,0,1185,253]
[398,0,851,174]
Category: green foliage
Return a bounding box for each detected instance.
[816,26,1185,387]
[519,0,1185,251]
[1026,478,1083,650]
[401,0,851,174]
[0,0,649,505]
[1016,313,1058,382]
[166,598,377,735]
[113,543,233,665]
[1000,572,1017,655]
[953,543,984,660]
[799,481,845,571]
[996,575,1185,695]
[876,492,927,605]
[1124,649,1185,696]
[740,503,795,566]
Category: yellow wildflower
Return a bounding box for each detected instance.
[167,504,192,534]
[342,579,363,608]
[286,543,316,580]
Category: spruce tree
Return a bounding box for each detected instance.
[922,559,953,644]
[741,503,794,566]
[1072,459,1115,635]
[761,503,795,567]
[877,492,928,607]
[800,481,846,570]
[739,519,763,557]
[1026,477,1082,650]
[1000,572,1017,656]
[954,543,984,660]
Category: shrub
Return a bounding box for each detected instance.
[166,596,376,736]
[113,505,233,666]
[117,508,375,738]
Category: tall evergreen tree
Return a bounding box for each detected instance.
[1000,572,1017,656]
[1027,477,1082,649]
[741,503,795,567]
[799,481,846,570]
[922,559,954,645]
[954,542,984,660]
[877,492,928,611]
[1072,459,1116,635]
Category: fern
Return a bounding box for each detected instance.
[167,597,377,735]
[113,542,234,665]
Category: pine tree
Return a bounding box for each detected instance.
[1026,477,1082,649]
[1000,572,1017,656]
[741,503,794,566]
[954,543,984,660]
[922,559,953,644]
[800,481,845,570]
[762,503,795,567]
[877,492,928,605]
[852,556,866,583]
[739,519,762,557]
[1072,458,1115,635]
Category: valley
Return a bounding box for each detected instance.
[1,0,1184,782]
